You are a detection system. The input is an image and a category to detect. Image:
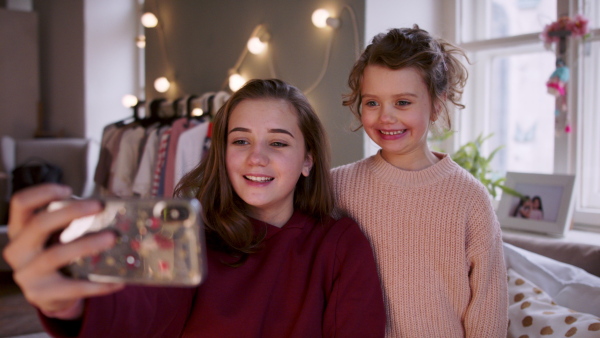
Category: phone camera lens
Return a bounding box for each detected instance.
[176,207,189,220]
[169,208,180,220]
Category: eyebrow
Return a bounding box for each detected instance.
[361,93,419,99]
[228,127,295,138]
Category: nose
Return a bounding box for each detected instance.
[379,104,396,124]
[247,144,269,167]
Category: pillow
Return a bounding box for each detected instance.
[507,268,600,338]
[503,242,600,317]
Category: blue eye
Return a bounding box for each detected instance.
[397,100,410,106]
[364,101,378,107]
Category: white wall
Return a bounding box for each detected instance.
[365,0,441,41]
[84,0,139,145]
[363,0,442,157]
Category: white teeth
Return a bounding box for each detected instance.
[380,130,406,135]
[245,175,274,182]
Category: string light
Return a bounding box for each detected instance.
[141,12,158,28]
[311,9,339,29]
[154,77,170,93]
[247,37,267,54]
[228,73,246,92]
[139,6,358,99]
[136,35,146,48]
[247,25,270,55]
[121,94,139,108]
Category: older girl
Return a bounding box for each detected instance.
[4,79,385,337]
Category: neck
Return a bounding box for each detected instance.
[248,206,293,228]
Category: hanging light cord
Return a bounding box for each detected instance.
[152,0,175,81]
[299,5,361,95]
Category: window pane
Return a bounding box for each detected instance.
[579,39,600,209]
[462,0,557,41]
[488,51,556,175]
[585,0,600,30]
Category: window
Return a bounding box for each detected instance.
[458,0,600,228]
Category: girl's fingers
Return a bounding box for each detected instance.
[4,184,125,320]
[37,278,125,305]
[11,230,117,280]
[12,231,125,317]
[4,199,103,269]
[8,183,72,238]
[22,274,124,319]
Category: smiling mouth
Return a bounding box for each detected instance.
[244,175,274,182]
[379,129,406,135]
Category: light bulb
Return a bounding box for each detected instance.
[311,9,340,29]
[228,73,246,92]
[121,94,138,108]
[136,35,146,48]
[191,108,203,117]
[247,37,267,54]
[141,12,158,28]
[312,9,330,28]
[154,77,170,93]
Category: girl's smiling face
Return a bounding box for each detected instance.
[360,65,439,170]
[226,98,313,227]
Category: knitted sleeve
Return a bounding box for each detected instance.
[463,181,509,337]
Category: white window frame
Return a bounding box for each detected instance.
[573,25,600,229]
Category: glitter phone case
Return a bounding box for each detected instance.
[49,198,206,287]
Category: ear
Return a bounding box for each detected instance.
[302,153,314,177]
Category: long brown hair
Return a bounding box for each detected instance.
[175,79,333,262]
[343,25,469,131]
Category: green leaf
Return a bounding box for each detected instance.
[450,133,513,199]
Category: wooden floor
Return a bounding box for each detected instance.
[0,273,48,338]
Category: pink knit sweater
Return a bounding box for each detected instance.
[332,151,508,337]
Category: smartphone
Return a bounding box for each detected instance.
[48,198,207,287]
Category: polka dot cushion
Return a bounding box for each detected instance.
[507,268,600,338]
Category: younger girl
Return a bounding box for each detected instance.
[332,26,508,337]
[4,79,386,337]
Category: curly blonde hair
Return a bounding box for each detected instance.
[343,25,469,131]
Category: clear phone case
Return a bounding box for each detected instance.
[49,198,206,287]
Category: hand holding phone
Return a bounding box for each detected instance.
[3,184,126,319]
[49,198,207,287]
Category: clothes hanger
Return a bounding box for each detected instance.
[172,97,187,118]
[114,100,146,127]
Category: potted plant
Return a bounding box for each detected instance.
[430,132,522,201]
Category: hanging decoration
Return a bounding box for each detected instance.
[540,14,590,135]
[540,14,590,52]
[546,58,570,132]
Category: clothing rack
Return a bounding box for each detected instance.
[94,90,229,198]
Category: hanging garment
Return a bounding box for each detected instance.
[110,126,146,197]
[132,125,160,198]
[173,121,210,192]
